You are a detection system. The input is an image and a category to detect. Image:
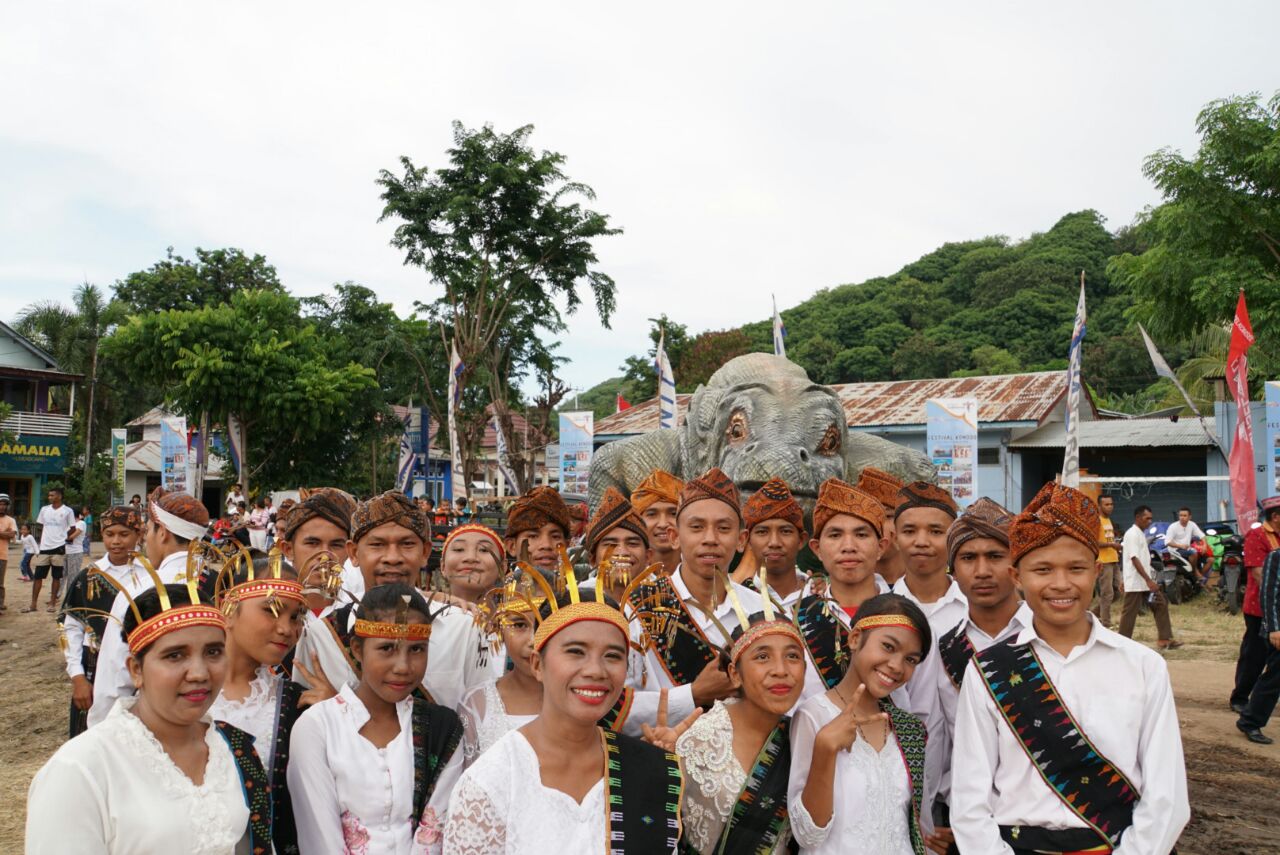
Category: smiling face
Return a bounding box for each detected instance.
[895,507,953,576]
[441,531,503,602]
[951,536,1016,609]
[351,521,427,588]
[227,595,306,668]
[640,501,679,553]
[531,620,629,725]
[1012,536,1099,632]
[128,624,227,727]
[811,513,883,587]
[849,624,923,700]
[730,632,806,716]
[102,523,141,565]
[592,529,650,587]
[352,615,431,705]
[677,499,746,583]
[749,519,805,574]
[506,522,567,572]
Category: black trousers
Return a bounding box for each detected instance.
[1231,614,1269,706]
[1239,641,1280,730]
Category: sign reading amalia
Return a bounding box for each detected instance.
[0,435,68,475]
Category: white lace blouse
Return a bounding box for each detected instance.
[787,693,914,855]
[209,665,281,776]
[444,730,612,855]
[26,696,250,855]
[457,681,538,767]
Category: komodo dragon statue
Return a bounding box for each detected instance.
[589,353,935,517]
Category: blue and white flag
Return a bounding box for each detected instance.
[772,295,787,358]
[656,329,677,430]
[491,416,518,491]
[1060,276,1087,488]
[448,341,467,499]
[395,408,415,494]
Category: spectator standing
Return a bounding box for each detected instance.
[27,487,78,614]
[0,494,16,611]
[1164,506,1206,578]
[1237,496,1280,744]
[1233,496,1280,718]
[19,524,37,581]
[264,497,277,549]
[1118,504,1183,649]
[62,508,85,588]
[1091,494,1123,627]
[247,498,270,550]
[225,483,246,516]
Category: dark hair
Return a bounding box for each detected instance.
[851,593,932,657]
[1134,505,1152,518]
[1178,506,1191,514]
[121,584,216,659]
[131,494,141,501]
[48,487,63,496]
[356,583,433,624]
[1264,505,1280,523]
[456,498,468,508]
[1098,494,1113,503]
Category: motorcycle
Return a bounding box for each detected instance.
[1204,522,1246,614]
[1145,522,1203,605]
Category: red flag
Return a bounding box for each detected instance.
[616,393,632,413]
[1227,290,1258,527]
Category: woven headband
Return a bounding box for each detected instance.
[128,605,227,655]
[532,601,630,651]
[852,614,920,635]
[222,578,305,611]
[728,619,804,664]
[353,619,433,640]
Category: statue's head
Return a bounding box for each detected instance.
[679,354,847,511]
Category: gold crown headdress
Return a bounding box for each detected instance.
[352,592,437,642]
[297,549,347,601]
[519,545,657,651]
[91,550,226,655]
[214,543,304,618]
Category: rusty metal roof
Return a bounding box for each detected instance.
[594,371,1076,436]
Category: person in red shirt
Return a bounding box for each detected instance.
[1232,496,1280,721]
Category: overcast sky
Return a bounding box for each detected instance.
[2,2,1277,396]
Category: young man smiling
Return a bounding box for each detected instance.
[951,482,1188,854]
[503,485,571,577]
[742,476,808,609]
[629,469,683,574]
[892,481,967,640]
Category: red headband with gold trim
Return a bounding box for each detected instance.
[128,605,227,655]
[852,614,920,635]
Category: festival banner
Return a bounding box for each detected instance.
[656,330,677,430]
[111,428,127,503]
[1266,381,1280,496]
[1227,291,1258,528]
[1060,276,1087,488]
[159,416,189,493]
[558,411,594,496]
[926,397,979,508]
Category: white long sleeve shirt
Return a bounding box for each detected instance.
[63,555,147,679]
[88,550,191,727]
[950,617,1189,855]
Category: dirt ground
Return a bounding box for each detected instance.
[1,546,1277,852]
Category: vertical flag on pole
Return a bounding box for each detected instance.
[772,295,787,358]
[491,416,518,491]
[615,393,631,413]
[656,328,677,430]
[226,413,246,482]
[448,342,467,501]
[1227,290,1258,528]
[1060,273,1087,488]
[395,405,415,494]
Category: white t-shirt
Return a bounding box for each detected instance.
[1164,520,1205,548]
[1121,523,1154,593]
[22,534,38,554]
[36,504,77,550]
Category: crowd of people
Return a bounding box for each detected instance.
[9,463,1280,854]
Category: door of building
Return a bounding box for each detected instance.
[0,477,33,522]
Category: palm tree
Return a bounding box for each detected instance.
[16,283,126,482]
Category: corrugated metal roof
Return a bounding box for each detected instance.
[594,371,1074,436]
[1009,419,1219,449]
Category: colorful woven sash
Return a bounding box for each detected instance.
[601,687,635,732]
[629,574,717,687]
[214,721,274,855]
[938,622,978,689]
[411,696,464,823]
[717,717,793,854]
[975,639,1137,847]
[883,702,927,855]
[794,595,849,690]
[602,728,683,854]
[268,679,305,855]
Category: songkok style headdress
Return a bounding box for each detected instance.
[585,488,650,557]
[281,487,357,542]
[351,490,429,544]
[99,505,143,533]
[506,486,572,539]
[442,523,506,564]
[895,481,959,520]
[856,467,906,510]
[148,487,211,541]
[352,590,436,642]
[630,470,684,513]
[1009,482,1100,566]
[743,477,805,533]
[678,467,741,520]
[214,543,305,618]
[946,497,1013,565]
[812,478,886,539]
[93,550,226,655]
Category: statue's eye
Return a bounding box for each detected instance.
[726,410,749,444]
[816,423,842,456]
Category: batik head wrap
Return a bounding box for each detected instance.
[856,466,906,511]
[895,481,959,520]
[630,470,684,513]
[742,477,805,533]
[1009,482,1100,566]
[812,478,886,538]
[677,467,741,520]
[506,486,572,539]
[350,490,429,544]
[946,497,1013,565]
[280,486,357,542]
[99,505,143,533]
[148,487,211,540]
[585,488,649,556]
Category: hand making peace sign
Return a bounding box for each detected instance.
[640,688,704,752]
[816,683,889,755]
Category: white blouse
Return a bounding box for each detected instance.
[443,730,609,855]
[288,683,463,855]
[457,681,537,767]
[674,700,790,855]
[787,694,915,855]
[26,696,250,855]
[209,665,282,777]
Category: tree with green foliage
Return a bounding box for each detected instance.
[378,121,620,491]
[104,289,377,490]
[113,247,285,315]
